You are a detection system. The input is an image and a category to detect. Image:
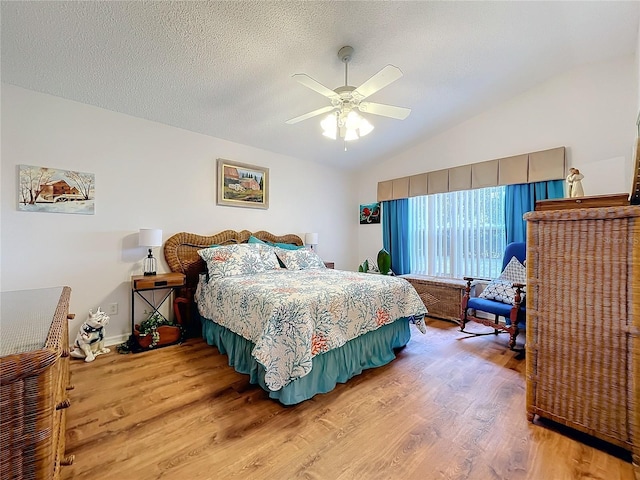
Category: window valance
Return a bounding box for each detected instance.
[377,146,565,201]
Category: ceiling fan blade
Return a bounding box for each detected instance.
[292,74,339,99]
[352,65,403,100]
[358,102,411,120]
[286,105,336,124]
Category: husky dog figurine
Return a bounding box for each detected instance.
[70,308,110,362]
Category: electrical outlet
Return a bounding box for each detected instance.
[107,303,118,315]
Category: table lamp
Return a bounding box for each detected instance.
[305,232,318,251]
[139,228,162,275]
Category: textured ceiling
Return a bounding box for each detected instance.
[2,1,639,171]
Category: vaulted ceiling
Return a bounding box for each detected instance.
[2,1,638,170]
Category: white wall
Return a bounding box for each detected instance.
[3,54,637,343]
[1,84,357,344]
[356,55,638,263]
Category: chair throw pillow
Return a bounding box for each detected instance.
[478,279,525,306]
[478,256,526,305]
[499,256,527,284]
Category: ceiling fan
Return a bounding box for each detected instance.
[286,46,411,144]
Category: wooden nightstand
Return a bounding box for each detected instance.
[131,272,185,290]
[324,262,335,269]
[130,272,185,351]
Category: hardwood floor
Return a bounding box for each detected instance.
[61,320,634,480]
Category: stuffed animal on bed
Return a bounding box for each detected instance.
[70,308,110,362]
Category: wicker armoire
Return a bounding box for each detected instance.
[524,205,640,477]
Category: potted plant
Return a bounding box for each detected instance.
[358,249,393,275]
[134,311,182,349]
[377,248,392,275]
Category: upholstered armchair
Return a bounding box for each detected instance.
[460,242,526,350]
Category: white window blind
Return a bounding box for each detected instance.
[408,186,506,279]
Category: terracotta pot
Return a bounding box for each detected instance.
[134,324,181,349]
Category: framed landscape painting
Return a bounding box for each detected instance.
[18,165,95,215]
[216,158,269,209]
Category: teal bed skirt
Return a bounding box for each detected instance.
[201,316,412,405]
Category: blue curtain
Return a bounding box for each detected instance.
[382,199,410,275]
[505,180,565,243]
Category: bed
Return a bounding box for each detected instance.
[164,230,427,405]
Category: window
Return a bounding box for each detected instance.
[408,186,506,279]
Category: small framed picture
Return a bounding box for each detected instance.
[360,202,381,224]
[216,158,269,209]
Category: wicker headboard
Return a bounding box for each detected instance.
[163,229,303,289]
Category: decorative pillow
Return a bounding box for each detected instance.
[478,279,525,306]
[478,256,526,305]
[253,243,280,271]
[272,242,304,250]
[499,256,527,284]
[198,244,268,279]
[248,235,267,245]
[248,235,305,267]
[248,235,304,250]
[274,247,326,270]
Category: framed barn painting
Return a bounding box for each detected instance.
[360,202,381,224]
[216,158,269,209]
[18,165,95,215]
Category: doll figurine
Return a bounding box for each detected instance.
[566,167,585,198]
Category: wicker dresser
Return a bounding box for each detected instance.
[0,287,74,480]
[524,206,640,475]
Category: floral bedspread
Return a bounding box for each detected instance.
[195,269,427,391]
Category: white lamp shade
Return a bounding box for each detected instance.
[344,128,359,141]
[359,118,374,137]
[345,111,361,129]
[305,232,319,245]
[321,114,337,139]
[322,129,337,140]
[139,228,163,247]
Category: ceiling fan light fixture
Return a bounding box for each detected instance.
[344,111,373,140]
[358,118,374,137]
[321,113,338,139]
[344,128,359,142]
[322,130,337,140]
[287,45,410,147]
[345,110,361,129]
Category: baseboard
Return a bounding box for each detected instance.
[105,333,129,347]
